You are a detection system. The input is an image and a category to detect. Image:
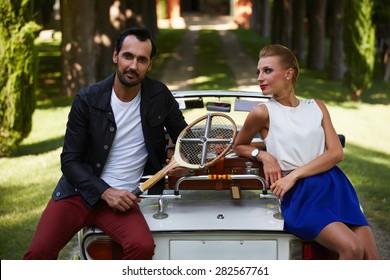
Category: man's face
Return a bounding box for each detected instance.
[113,35,153,88]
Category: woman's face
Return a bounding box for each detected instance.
[256,56,290,96]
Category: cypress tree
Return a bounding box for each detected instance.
[0,0,40,156]
[343,0,376,101]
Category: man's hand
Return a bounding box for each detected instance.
[101,188,140,212]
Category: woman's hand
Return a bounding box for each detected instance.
[260,151,282,189]
[270,173,297,200]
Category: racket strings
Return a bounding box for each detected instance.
[178,115,236,167]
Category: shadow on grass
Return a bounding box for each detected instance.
[36,95,73,109]
[362,82,390,105]
[296,69,390,106]
[10,135,64,157]
[295,69,348,105]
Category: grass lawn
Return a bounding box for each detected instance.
[0,28,389,260]
[0,108,68,259]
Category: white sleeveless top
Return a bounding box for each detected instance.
[263,99,325,171]
[100,88,148,191]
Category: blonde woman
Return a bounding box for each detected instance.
[233,44,379,260]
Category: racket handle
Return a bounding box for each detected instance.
[131,187,143,197]
[133,159,180,196]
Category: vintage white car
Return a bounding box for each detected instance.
[77,90,339,260]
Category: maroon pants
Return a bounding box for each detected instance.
[23,196,155,260]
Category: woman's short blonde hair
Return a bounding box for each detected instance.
[259,44,300,85]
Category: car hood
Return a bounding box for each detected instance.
[139,190,284,232]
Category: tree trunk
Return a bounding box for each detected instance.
[142,0,158,38]
[95,0,119,81]
[272,0,283,44]
[382,38,390,82]
[60,0,158,90]
[260,0,270,37]
[384,57,390,82]
[292,0,306,62]
[60,0,96,96]
[307,0,326,71]
[329,0,346,80]
[125,0,158,39]
[250,0,259,33]
[281,0,293,49]
[251,0,270,37]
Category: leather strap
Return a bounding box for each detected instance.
[214,157,225,190]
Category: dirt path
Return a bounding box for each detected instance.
[161,30,199,90]
[369,219,390,259]
[218,29,259,91]
[163,14,259,92]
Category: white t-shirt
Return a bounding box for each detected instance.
[263,99,325,171]
[100,88,148,191]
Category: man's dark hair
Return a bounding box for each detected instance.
[114,27,156,59]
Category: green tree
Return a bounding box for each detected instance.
[343,0,376,100]
[0,0,40,156]
[373,0,390,82]
[307,0,326,71]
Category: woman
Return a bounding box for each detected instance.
[233,44,379,260]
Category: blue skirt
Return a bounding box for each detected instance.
[281,166,368,240]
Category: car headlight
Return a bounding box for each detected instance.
[82,235,123,260]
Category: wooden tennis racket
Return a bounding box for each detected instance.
[132,113,237,196]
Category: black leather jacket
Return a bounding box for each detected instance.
[52,74,187,207]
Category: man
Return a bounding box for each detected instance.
[24,27,187,260]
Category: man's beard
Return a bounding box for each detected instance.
[117,69,142,88]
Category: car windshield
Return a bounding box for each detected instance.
[174,90,269,129]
